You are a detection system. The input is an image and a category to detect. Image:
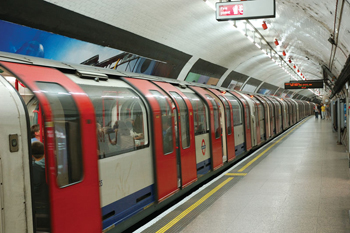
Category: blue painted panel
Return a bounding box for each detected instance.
[102,185,155,230]
[235,142,246,156]
[196,158,211,175]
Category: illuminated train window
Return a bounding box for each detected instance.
[225,96,243,126]
[170,92,190,149]
[150,90,174,155]
[205,95,221,139]
[184,93,209,135]
[219,96,232,135]
[80,85,149,159]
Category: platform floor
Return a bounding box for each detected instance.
[137,117,350,233]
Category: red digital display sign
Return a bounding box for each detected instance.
[284,80,323,89]
[219,4,244,16]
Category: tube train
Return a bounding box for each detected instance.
[0,52,314,233]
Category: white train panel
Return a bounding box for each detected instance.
[99,147,154,207]
[0,77,33,233]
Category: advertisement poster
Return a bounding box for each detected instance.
[0,20,172,77]
[185,72,219,85]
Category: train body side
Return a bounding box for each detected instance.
[0,55,314,233]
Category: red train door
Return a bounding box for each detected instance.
[1,62,101,233]
[250,97,261,145]
[255,95,270,139]
[208,89,235,162]
[190,86,223,171]
[230,91,252,151]
[262,96,276,136]
[123,78,178,201]
[152,81,197,188]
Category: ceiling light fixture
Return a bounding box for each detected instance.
[262,21,268,30]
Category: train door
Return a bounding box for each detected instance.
[251,96,265,144]
[270,97,282,134]
[190,86,223,171]
[208,89,236,162]
[205,90,227,162]
[286,100,293,125]
[1,62,102,232]
[292,100,297,123]
[254,95,269,140]
[152,81,197,188]
[262,97,275,137]
[230,91,252,151]
[291,99,299,121]
[278,99,288,129]
[225,93,245,156]
[239,94,258,147]
[182,91,211,176]
[123,78,178,201]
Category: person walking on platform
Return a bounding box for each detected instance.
[314,104,319,119]
[317,104,321,119]
[321,104,326,119]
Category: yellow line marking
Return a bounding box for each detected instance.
[156,177,234,233]
[238,119,308,172]
[225,173,247,176]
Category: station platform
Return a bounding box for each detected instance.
[135,117,350,233]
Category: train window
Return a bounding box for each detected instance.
[226,96,243,126]
[219,96,232,135]
[36,82,83,187]
[184,93,209,135]
[170,92,190,149]
[205,95,220,139]
[150,90,174,155]
[79,85,149,159]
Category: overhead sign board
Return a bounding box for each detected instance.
[284,80,324,89]
[216,0,275,21]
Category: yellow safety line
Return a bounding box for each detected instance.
[238,119,308,172]
[225,173,247,176]
[156,177,234,233]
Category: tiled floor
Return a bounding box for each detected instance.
[180,118,350,233]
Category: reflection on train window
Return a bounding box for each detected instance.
[205,95,220,139]
[219,96,232,135]
[150,90,174,155]
[79,85,148,159]
[226,96,243,126]
[184,93,208,135]
[36,82,83,187]
[170,92,190,149]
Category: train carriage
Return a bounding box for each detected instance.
[0,53,314,233]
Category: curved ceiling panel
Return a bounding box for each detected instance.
[45,0,350,100]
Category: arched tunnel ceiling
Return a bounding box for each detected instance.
[45,0,350,98]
